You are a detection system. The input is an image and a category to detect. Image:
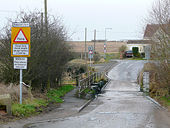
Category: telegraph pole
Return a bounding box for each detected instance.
[85,28,87,60]
[44,0,48,36]
[41,12,43,36]
[94,29,96,53]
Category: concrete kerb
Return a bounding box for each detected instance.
[78,61,117,113]
[78,78,111,113]
[101,78,111,93]
[146,96,167,111]
[100,62,114,93]
[25,62,118,128]
[78,98,95,113]
[77,77,111,113]
[23,118,70,128]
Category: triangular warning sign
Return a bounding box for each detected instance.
[89,50,93,54]
[13,29,28,43]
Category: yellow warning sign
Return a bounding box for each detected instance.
[11,27,30,44]
[11,27,31,57]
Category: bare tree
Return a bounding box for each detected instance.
[119,45,127,58]
[146,0,170,96]
[0,11,73,90]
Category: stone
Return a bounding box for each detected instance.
[0,94,12,115]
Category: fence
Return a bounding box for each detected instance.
[77,62,117,97]
[78,72,105,96]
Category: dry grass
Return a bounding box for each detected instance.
[68,59,86,65]
[138,62,170,110]
[143,63,157,71]
[0,83,33,103]
[138,63,156,86]
[68,41,126,53]
[140,63,169,97]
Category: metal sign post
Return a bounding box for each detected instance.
[104,43,106,59]
[11,22,31,104]
[20,69,23,104]
[90,53,92,67]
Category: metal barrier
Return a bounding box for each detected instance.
[78,72,105,97]
[77,62,117,97]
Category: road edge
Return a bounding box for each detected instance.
[146,96,167,111]
[78,61,118,113]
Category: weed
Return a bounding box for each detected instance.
[160,96,170,106]
[105,53,120,62]
[12,103,36,117]
[47,85,74,103]
[12,85,74,117]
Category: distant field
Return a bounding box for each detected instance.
[67,41,127,53]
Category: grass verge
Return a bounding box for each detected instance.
[105,53,120,62]
[12,85,74,117]
[47,85,74,103]
[127,57,146,60]
[12,99,47,117]
[159,96,170,107]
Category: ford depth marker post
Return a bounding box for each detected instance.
[11,22,31,104]
[88,46,93,67]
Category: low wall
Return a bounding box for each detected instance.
[0,94,11,115]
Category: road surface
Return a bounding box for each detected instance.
[29,60,170,128]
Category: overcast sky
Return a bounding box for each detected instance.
[0,0,155,41]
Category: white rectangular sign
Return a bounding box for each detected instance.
[14,57,27,69]
[12,22,29,27]
[13,44,29,56]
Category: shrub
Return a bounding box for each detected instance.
[67,60,87,78]
[119,45,127,53]
[93,52,101,62]
[12,99,47,117]
[0,11,73,89]
[141,52,145,58]
[132,47,140,57]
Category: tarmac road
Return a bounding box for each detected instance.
[28,60,170,128]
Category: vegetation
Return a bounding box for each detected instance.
[119,45,127,58]
[77,77,108,99]
[66,59,87,86]
[144,0,170,102]
[139,62,170,109]
[47,85,74,103]
[0,11,73,90]
[12,99,47,117]
[132,47,140,57]
[119,45,127,53]
[160,96,170,107]
[67,59,87,77]
[105,53,120,62]
[12,85,74,117]
[128,58,145,60]
[93,52,101,62]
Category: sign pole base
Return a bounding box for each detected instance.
[90,57,91,67]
